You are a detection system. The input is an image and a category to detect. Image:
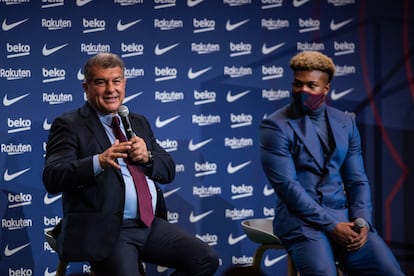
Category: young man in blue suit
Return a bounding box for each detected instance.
[259,51,404,275]
[43,52,219,276]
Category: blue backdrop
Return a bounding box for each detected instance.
[1,0,413,275]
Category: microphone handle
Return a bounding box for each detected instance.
[120,116,136,139]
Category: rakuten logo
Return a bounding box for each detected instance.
[223,66,252,78]
[192,114,221,126]
[0,68,31,80]
[1,143,32,155]
[155,91,184,103]
[193,185,222,198]
[262,89,290,101]
[225,208,254,220]
[41,18,72,30]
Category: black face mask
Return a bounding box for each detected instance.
[292,91,325,113]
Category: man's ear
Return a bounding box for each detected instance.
[324,82,330,96]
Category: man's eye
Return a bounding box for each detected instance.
[95,80,105,86]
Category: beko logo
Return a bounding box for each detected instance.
[224,0,251,7]
[42,67,66,83]
[193,185,222,198]
[0,68,31,80]
[41,0,65,8]
[7,118,31,133]
[196,233,218,246]
[261,18,289,30]
[230,113,252,128]
[154,0,176,9]
[229,42,251,57]
[262,89,290,101]
[114,0,143,6]
[6,43,30,58]
[8,192,32,208]
[83,18,106,33]
[224,137,253,149]
[299,18,320,33]
[262,65,283,80]
[194,161,217,177]
[224,66,252,78]
[80,43,111,55]
[334,41,355,56]
[231,184,253,199]
[1,143,32,155]
[193,18,215,33]
[328,0,355,6]
[335,65,356,76]
[121,42,144,57]
[155,91,184,103]
[194,90,216,105]
[155,66,177,82]
[156,139,178,152]
[167,211,179,223]
[154,18,183,30]
[192,114,221,126]
[261,0,282,9]
[41,18,72,30]
[191,42,220,54]
[225,208,254,220]
[43,93,73,104]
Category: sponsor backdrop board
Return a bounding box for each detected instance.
[1,0,413,275]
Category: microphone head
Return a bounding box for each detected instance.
[118,105,129,117]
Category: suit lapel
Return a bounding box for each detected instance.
[288,116,325,169]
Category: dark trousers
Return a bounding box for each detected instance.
[90,218,219,276]
[283,228,404,276]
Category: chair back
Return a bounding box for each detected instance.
[241,218,281,244]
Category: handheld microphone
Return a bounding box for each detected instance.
[353,218,366,233]
[117,105,136,139]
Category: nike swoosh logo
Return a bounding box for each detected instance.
[188,138,213,151]
[164,187,181,198]
[189,210,214,223]
[43,118,52,130]
[330,88,354,100]
[187,0,205,7]
[2,18,29,31]
[4,168,30,181]
[226,19,250,31]
[76,0,93,6]
[293,0,311,7]
[227,161,251,174]
[117,19,142,31]
[3,93,30,106]
[44,193,62,205]
[264,254,288,267]
[262,42,285,55]
[44,267,56,276]
[4,243,30,257]
[154,42,180,56]
[155,115,180,128]
[228,233,246,245]
[330,18,353,31]
[187,66,212,79]
[263,184,274,196]
[226,90,250,103]
[42,43,68,56]
[123,92,143,104]
[157,266,168,273]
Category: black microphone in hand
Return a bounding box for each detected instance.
[118,105,136,139]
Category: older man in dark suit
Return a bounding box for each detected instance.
[43,52,219,276]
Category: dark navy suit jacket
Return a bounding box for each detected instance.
[43,102,175,262]
[260,103,372,240]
